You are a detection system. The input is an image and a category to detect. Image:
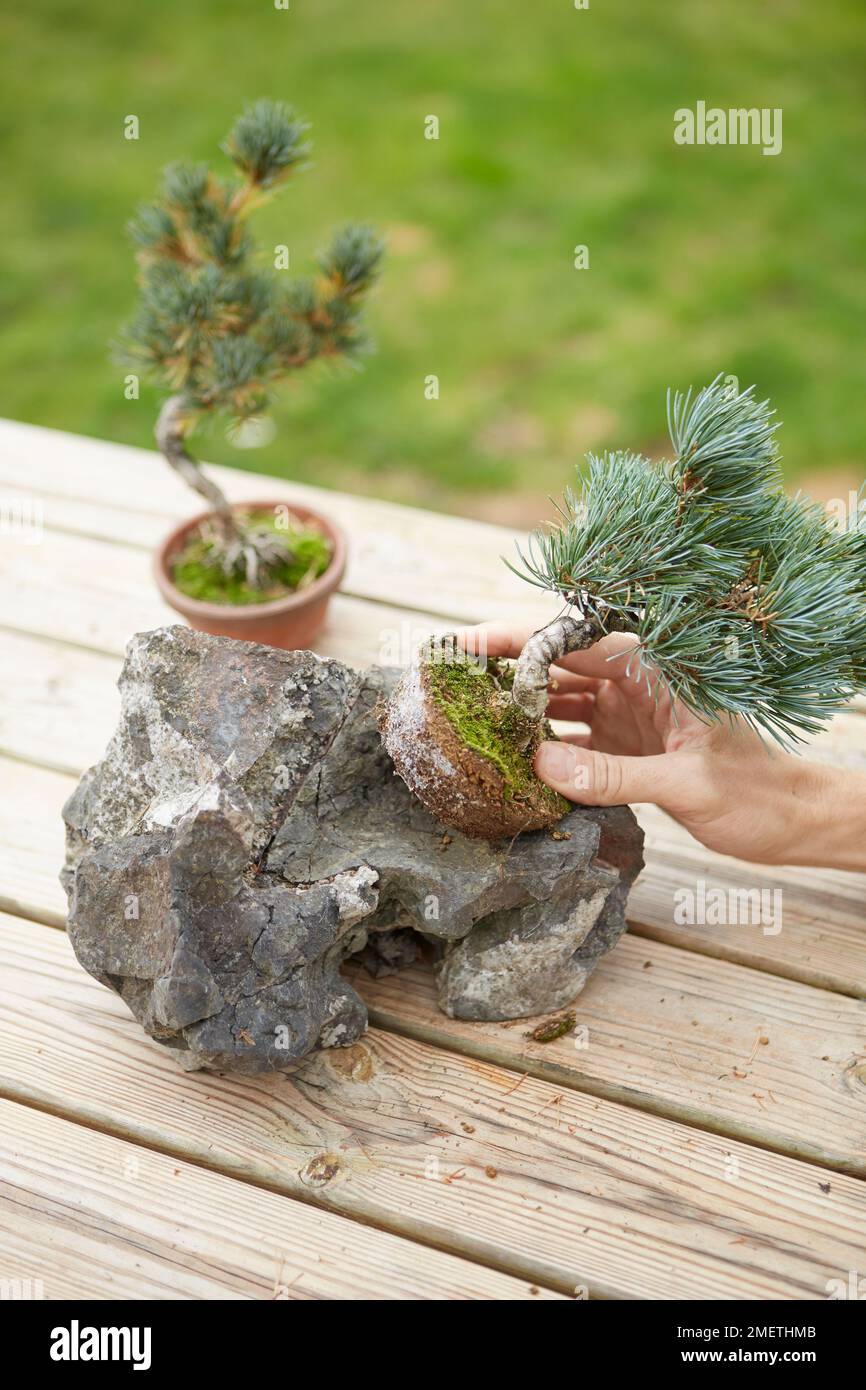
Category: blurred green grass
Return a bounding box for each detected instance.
[1,0,864,520]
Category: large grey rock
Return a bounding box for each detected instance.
[62,627,643,1072]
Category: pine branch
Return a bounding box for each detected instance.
[223,99,310,190]
[509,378,866,745]
[119,101,383,420]
[507,450,740,612]
[668,373,781,504]
[318,225,385,301]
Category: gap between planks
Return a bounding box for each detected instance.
[0,1095,559,1301]
[346,946,866,1177]
[1,914,865,1299]
[3,900,865,1178]
[3,750,864,1180]
[0,420,561,629]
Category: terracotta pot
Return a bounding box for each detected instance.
[154,500,346,649]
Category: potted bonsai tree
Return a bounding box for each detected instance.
[120,99,383,647]
[381,376,866,837]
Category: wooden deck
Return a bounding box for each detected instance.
[1,417,864,1301]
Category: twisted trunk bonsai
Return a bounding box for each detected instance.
[120,99,383,599]
[382,376,866,837]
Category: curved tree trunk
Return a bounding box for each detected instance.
[511,608,638,721]
[510,614,604,721]
[155,396,239,541]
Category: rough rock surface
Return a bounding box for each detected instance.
[62,627,644,1072]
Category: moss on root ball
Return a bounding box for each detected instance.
[379,639,570,840]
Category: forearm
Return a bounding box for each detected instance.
[780,759,866,872]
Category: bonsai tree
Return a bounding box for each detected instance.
[508,376,866,743]
[382,376,866,838]
[120,99,383,587]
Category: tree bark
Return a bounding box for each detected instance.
[511,607,638,721]
[155,396,238,541]
[510,614,605,721]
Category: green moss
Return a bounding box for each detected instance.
[425,652,570,816]
[171,509,332,606]
[527,1011,577,1044]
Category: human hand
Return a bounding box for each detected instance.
[457,621,866,870]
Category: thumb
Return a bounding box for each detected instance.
[534,740,675,809]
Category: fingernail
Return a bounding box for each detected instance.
[535,742,575,783]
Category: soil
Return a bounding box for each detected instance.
[171,508,332,606]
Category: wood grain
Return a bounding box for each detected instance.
[0,757,70,925]
[630,804,866,998]
[0,419,561,628]
[0,521,451,666]
[0,631,121,776]
[0,914,863,1299]
[0,1097,556,1300]
[12,750,864,1169]
[348,932,866,1174]
[2,417,865,1301]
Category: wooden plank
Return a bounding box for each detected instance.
[629,804,866,998]
[0,757,69,925]
[0,914,864,1300]
[0,419,561,627]
[0,1097,554,1301]
[0,521,450,665]
[348,936,866,1175]
[7,743,866,1000]
[0,632,121,776]
[7,747,865,1170]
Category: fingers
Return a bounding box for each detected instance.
[534,739,678,809]
[547,668,601,694]
[545,693,595,722]
[455,621,540,661]
[556,730,592,748]
[458,623,645,683]
[457,620,675,737]
[550,681,654,757]
[457,624,662,732]
[456,634,602,720]
[550,631,642,681]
